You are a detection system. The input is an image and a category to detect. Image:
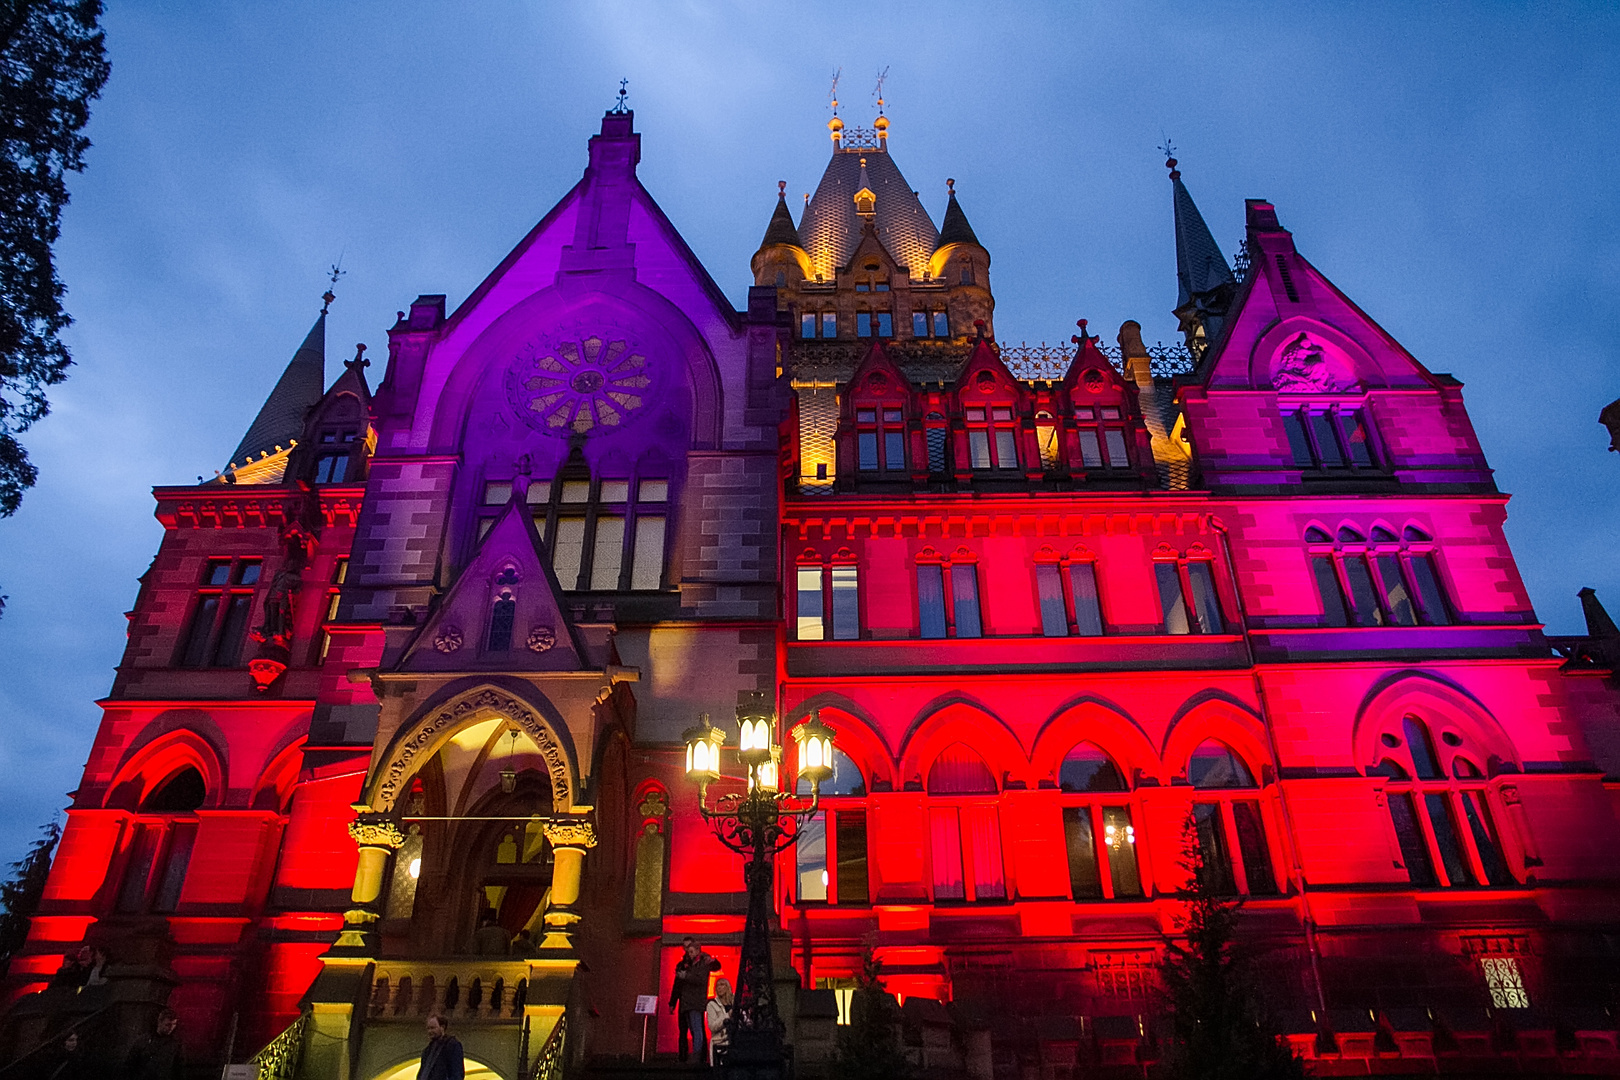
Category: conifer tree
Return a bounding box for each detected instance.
[0,0,110,517]
[832,946,909,1080]
[1158,814,1303,1080]
[0,820,61,977]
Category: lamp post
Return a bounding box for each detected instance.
[682,694,836,1079]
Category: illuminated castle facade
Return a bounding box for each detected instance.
[7,105,1620,1079]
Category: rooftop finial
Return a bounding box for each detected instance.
[873,66,888,115]
[828,68,844,146]
[345,342,369,373]
[777,180,787,199]
[1158,137,1180,181]
[321,260,345,315]
[947,177,956,197]
[610,78,630,114]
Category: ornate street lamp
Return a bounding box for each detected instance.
[682,695,836,1079]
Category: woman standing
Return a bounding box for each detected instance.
[706,978,734,1067]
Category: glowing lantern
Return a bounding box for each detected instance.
[751,747,782,794]
[736,693,776,767]
[682,713,726,784]
[793,712,837,792]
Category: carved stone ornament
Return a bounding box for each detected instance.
[527,625,557,653]
[1081,368,1107,393]
[434,626,463,653]
[1271,332,1354,393]
[348,817,406,849]
[376,687,572,810]
[542,819,599,848]
[505,327,655,438]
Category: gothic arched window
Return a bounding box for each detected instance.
[1370,715,1512,887]
[486,566,518,653]
[117,766,207,915]
[1058,744,1141,901]
[926,743,1002,903]
[793,745,868,906]
[1187,740,1276,897]
[631,789,668,922]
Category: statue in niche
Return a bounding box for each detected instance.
[1271,333,1354,393]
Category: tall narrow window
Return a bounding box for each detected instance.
[1070,562,1103,635]
[933,311,949,338]
[488,589,516,652]
[912,312,928,337]
[930,808,965,900]
[552,517,586,588]
[1185,562,1225,633]
[1063,807,1103,899]
[797,813,828,902]
[630,515,666,591]
[801,312,816,339]
[925,413,948,474]
[1188,741,1275,896]
[1308,525,1453,627]
[797,567,825,641]
[1310,555,1350,626]
[181,558,260,668]
[964,805,1005,901]
[876,312,893,337]
[1156,563,1190,635]
[830,565,859,640]
[1037,565,1067,637]
[590,516,625,589]
[836,811,869,904]
[951,564,982,638]
[152,823,196,913]
[857,312,872,338]
[1059,745,1140,901]
[822,312,837,338]
[917,564,947,639]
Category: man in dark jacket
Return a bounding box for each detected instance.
[419,1013,464,1080]
[124,1009,184,1080]
[668,936,721,1063]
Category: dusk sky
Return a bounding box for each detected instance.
[0,1,1616,869]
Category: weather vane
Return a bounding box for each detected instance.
[828,67,842,117]
[611,78,629,114]
[321,259,345,315]
[873,66,889,115]
[1157,136,1177,162]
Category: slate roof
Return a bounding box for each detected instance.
[760,192,803,248]
[938,189,981,248]
[228,312,326,468]
[800,148,938,279]
[1172,173,1235,310]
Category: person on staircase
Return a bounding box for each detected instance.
[668,936,720,1064]
[706,978,734,1067]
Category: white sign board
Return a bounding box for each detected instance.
[635,994,659,1015]
[223,1067,256,1080]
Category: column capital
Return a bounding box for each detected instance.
[542,818,598,849]
[348,813,405,850]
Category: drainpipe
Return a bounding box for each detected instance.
[1210,515,1328,1015]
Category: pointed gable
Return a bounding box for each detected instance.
[398,492,588,674]
[1200,200,1440,392]
[284,345,375,486]
[953,334,1021,401]
[846,339,913,405]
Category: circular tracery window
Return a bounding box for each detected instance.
[505,331,654,436]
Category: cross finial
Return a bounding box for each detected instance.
[321,260,346,314]
[611,78,629,114]
[873,66,889,115]
[345,342,369,373]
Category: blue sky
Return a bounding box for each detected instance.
[0,1,1616,868]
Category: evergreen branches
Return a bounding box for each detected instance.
[0,0,109,516]
[0,819,60,976]
[832,946,909,1080]
[1157,814,1302,1080]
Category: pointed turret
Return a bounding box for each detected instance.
[227,309,327,472]
[938,179,981,248]
[1167,157,1236,357]
[760,182,803,248]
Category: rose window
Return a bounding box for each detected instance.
[507,334,652,436]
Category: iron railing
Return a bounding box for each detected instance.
[247,1012,305,1080]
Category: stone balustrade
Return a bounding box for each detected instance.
[366,960,536,1023]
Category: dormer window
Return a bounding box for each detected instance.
[314,427,358,483]
[964,406,1018,470]
[1074,407,1130,469]
[856,407,906,475]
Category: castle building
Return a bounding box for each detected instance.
[5,104,1620,1080]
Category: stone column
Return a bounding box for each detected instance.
[539,819,597,950]
[335,811,404,951]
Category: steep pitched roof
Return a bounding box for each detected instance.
[228,312,327,469]
[800,147,938,278]
[938,186,981,248]
[1171,167,1235,310]
[760,189,803,248]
